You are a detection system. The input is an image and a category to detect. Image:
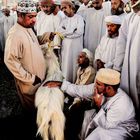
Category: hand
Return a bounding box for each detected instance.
[33,76,41,86]
[43,81,62,88]
[93,88,103,108]
[38,32,56,45]
[96,59,105,70]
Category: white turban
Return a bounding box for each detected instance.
[82,48,93,66]
[17,0,36,13]
[96,68,120,85]
[105,15,122,25]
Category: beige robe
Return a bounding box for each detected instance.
[75,66,96,85]
[4,23,46,110]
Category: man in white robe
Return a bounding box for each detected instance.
[36,0,60,36]
[0,8,15,52]
[78,0,109,54]
[57,0,84,82]
[94,15,121,70]
[45,68,139,140]
[113,0,140,114]
[111,0,128,20]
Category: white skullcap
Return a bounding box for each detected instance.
[96,68,120,85]
[54,0,61,5]
[17,0,36,13]
[82,48,93,66]
[105,15,122,25]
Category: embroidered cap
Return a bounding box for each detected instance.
[96,68,120,85]
[17,0,36,13]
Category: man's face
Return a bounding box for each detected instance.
[41,3,54,14]
[61,3,73,17]
[106,22,119,37]
[111,0,124,15]
[91,0,103,10]
[94,80,106,95]
[77,52,87,65]
[20,12,37,28]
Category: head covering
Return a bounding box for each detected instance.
[54,0,61,5]
[105,15,122,25]
[17,0,36,13]
[82,48,93,66]
[96,68,120,85]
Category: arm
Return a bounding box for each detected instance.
[65,16,84,39]
[61,80,94,99]
[113,18,128,72]
[4,35,35,84]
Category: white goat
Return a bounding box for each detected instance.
[35,45,65,140]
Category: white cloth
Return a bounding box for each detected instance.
[78,8,107,54]
[113,12,140,110]
[61,81,94,99]
[77,3,88,13]
[84,89,138,140]
[36,11,60,35]
[0,15,15,51]
[95,35,118,68]
[57,14,84,82]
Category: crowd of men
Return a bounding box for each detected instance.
[0,0,140,139]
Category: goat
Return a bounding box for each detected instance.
[35,44,65,140]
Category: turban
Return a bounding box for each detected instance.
[82,48,93,66]
[96,68,120,85]
[17,0,36,13]
[105,15,122,25]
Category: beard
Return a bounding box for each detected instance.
[111,7,124,15]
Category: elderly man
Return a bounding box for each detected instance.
[78,0,109,54]
[57,0,84,82]
[113,0,140,114]
[75,48,96,85]
[94,15,121,70]
[111,0,128,20]
[45,68,139,140]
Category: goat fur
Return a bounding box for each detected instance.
[35,46,65,140]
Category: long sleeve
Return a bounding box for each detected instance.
[93,90,135,129]
[113,17,128,72]
[61,80,94,99]
[4,34,35,84]
[57,15,84,39]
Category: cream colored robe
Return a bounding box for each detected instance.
[75,66,96,85]
[4,23,46,109]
